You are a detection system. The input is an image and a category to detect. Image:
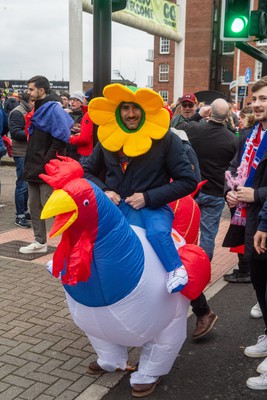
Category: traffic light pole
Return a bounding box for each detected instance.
[235,41,267,76]
[92,0,112,145]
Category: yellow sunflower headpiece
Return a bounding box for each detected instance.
[88,83,170,157]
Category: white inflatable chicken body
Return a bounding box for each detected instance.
[40,157,209,388]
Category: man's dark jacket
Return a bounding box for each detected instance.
[186,120,237,197]
[258,197,267,233]
[23,93,72,183]
[223,134,267,257]
[83,130,198,209]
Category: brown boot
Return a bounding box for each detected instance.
[131,377,161,398]
[192,311,218,340]
[87,360,137,375]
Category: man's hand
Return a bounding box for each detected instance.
[125,193,145,210]
[236,186,255,203]
[226,190,239,208]
[105,191,121,205]
[199,105,211,119]
[254,230,267,254]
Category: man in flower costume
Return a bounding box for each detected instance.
[84,83,198,293]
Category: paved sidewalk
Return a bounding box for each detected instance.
[0,164,238,400]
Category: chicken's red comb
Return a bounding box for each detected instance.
[39,155,84,189]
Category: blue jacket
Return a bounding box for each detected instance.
[23,93,73,183]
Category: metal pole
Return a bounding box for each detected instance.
[235,49,240,105]
[93,0,112,98]
[93,0,112,145]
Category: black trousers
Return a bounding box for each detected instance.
[238,253,250,274]
[250,257,267,333]
[191,293,210,317]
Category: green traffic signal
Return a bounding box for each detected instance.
[231,16,248,33]
[220,0,253,41]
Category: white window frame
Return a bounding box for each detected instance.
[255,60,262,81]
[159,37,170,54]
[159,64,169,82]
[159,91,168,102]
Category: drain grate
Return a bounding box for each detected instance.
[0,240,56,260]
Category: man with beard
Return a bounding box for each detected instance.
[19,75,73,255]
[223,76,267,389]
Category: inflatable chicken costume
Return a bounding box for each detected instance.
[40,84,210,397]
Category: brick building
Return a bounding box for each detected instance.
[153,0,266,106]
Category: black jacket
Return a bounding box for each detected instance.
[23,94,69,183]
[83,130,198,209]
[186,120,237,197]
[223,134,267,257]
[9,101,32,157]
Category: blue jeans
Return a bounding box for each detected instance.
[142,205,182,272]
[196,192,225,261]
[14,156,29,216]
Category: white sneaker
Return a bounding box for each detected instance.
[246,372,267,390]
[166,265,188,294]
[251,303,263,319]
[257,357,267,374]
[19,241,47,254]
[244,335,267,358]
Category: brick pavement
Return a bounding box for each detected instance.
[0,164,238,399]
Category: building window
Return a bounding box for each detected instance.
[222,41,235,54]
[160,38,170,54]
[147,76,153,88]
[255,60,262,80]
[146,49,154,62]
[159,64,169,82]
[159,91,168,102]
[221,67,232,83]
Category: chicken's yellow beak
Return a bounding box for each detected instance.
[41,189,78,237]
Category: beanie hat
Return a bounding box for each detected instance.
[70,91,84,103]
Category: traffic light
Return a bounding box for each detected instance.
[220,0,253,41]
[112,0,127,13]
[249,0,267,40]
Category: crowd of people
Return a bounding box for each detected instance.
[1,74,267,394]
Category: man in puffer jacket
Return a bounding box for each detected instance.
[9,92,33,228]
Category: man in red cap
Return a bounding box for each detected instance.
[171,93,210,130]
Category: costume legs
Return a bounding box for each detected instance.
[86,335,128,372]
[130,296,189,384]
[143,205,183,272]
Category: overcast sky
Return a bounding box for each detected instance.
[0,0,154,87]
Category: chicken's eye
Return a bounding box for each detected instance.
[83,199,90,206]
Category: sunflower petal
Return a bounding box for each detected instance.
[135,89,164,112]
[103,84,136,105]
[123,132,152,157]
[144,109,170,139]
[89,98,116,125]
[98,123,126,152]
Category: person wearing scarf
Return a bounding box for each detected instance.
[19,76,73,255]
[223,76,267,391]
